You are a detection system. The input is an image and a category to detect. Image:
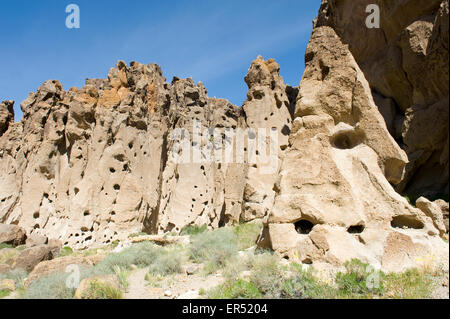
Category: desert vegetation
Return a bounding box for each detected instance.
[0,220,444,300]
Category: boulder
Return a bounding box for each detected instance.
[0,224,26,247]
[416,197,447,236]
[25,256,95,285]
[434,199,449,232]
[9,244,55,272]
[25,233,48,247]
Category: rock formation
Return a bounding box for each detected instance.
[315,0,449,199]
[0,58,295,250]
[0,0,448,273]
[260,1,449,272]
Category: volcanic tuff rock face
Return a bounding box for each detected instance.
[315,0,449,199]
[0,58,295,249]
[260,25,447,272]
[0,0,448,273]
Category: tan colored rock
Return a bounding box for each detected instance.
[0,224,26,247]
[241,56,297,222]
[434,199,449,232]
[0,100,14,136]
[315,0,449,199]
[0,278,15,292]
[9,244,55,272]
[261,26,448,273]
[0,61,248,248]
[0,263,11,274]
[25,256,94,285]
[25,233,48,247]
[416,197,447,236]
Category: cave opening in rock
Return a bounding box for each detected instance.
[347,225,365,233]
[391,215,424,229]
[295,219,314,234]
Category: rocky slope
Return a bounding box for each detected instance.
[0,0,448,273]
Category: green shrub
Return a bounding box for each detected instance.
[281,263,336,299]
[113,266,130,291]
[180,224,208,236]
[22,272,76,299]
[383,268,434,299]
[0,268,28,292]
[90,242,162,275]
[208,279,263,299]
[249,253,284,298]
[58,246,73,257]
[80,280,123,299]
[189,227,239,274]
[233,221,263,250]
[335,259,385,298]
[0,289,11,298]
[147,249,184,276]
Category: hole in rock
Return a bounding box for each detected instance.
[347,225,365,234]
[110,168,116,173]
[83,211,90,216]
[295,219,315,235]
[391,215,424,230]
[331,130,364,150]
[74,188,79,195]
[281,125,291,136]
[113,184,120,191]
[33,212,40,219]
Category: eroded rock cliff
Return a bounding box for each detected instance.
[315,0,449,199]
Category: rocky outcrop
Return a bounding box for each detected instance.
[0,224,26,247]
[240,56,296,222]
[0,101,14,137]
[0,1,447,274]
[315,0,449,199]
[261,25,447,272]
[0,59,286,249]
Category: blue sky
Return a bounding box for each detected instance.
[0,0,320,122]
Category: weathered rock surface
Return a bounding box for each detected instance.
[261,25,447,272]
[241,56,296,222]
[416,197,447,236]
[0,0,448,274]
[0,59,285,249]
[0,224,26,247]
[315,0,449,199]
[25,256,95,285]
[0,101,14,137]
[25,233,48,247]
[8,244,57,272]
